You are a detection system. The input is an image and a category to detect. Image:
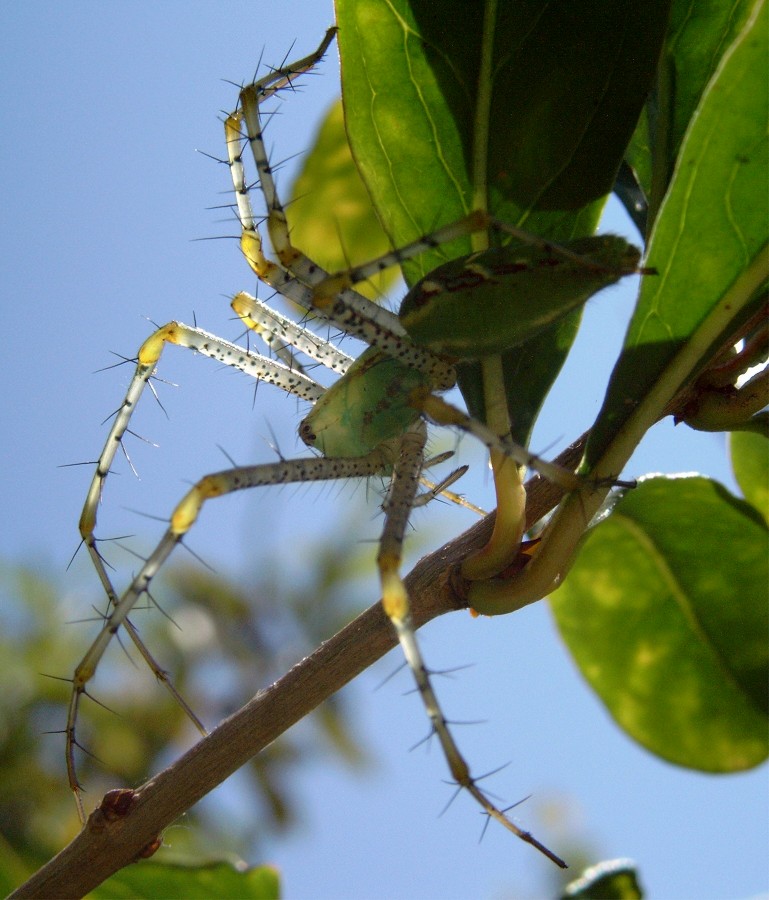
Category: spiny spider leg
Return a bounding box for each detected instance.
[71,307,344,818]
[227,72,603,494]
[78,323,325,602]
[68,29,627,868]
[72,268,472,820]
[230,48,643,385]
[226,69,456,390]
[70,451,392,818]
[377,422,566,868]
[226,36,641,561]
[232,291,354,375]
[65,611,207,823]
[227,40,577,865]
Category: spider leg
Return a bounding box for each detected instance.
[70,445,392,819]
[73,313,337,820]
[232,291,354,375]
[378,421,566,868]
[79,322,324,600]
[70,29,579,864]
[415,390,587,580]
[226,64,458,391]
[226,61,632,587]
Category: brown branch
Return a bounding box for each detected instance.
[11,441,584,899]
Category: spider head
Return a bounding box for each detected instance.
[298,349,427,458]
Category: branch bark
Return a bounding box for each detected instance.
[11,441,583,899]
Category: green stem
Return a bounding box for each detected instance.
[470,244,769,614]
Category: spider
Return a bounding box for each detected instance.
[68,28,643,866]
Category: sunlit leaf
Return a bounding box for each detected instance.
[336,0,669,442]
[288,99,396,300]
[588,1,769,465]
[627,0,757,218]
[730,430,769,524]
[551,476,769,771]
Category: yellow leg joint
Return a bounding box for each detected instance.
[240,231,272,278]
[171,475,226,534]
[74,661,95,687]
[138,323,181,366]
[230,291,251,327]
[232,293,269,338]
[419,392,466,426]
[379,553,409,623]
[79,506,95,538]
[276,245,303,268]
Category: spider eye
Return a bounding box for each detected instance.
[299,420,316,445]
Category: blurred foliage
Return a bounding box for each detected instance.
[288,99,396,301]
[93,861,280,899]
[0,513,379,881]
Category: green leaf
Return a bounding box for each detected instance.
[337,0,669,248]
[550,475,769,772]
[288,99,396,300]
[563,859,644,900]
[456,314,584,445]
[731,430,769,523]
[91,861,279,900]
[335,0,669,442]
[587,0,769,469]
[0,832,36,897]
[627,0,758,222]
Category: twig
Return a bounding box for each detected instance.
[11,440,584,899]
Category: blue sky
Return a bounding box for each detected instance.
[2,3,767,898]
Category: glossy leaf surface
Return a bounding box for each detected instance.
[626,0,757,223]
[335,0,669,442]
[730,430,769,524]
[587,0,769,468]
[551,475,769,771]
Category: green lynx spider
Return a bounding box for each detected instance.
[71,28,643,866]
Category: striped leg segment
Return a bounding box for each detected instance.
[378,423,566,868]
[79,322,324,604]
[69,450,391,818]
[69,30,575,867]
[72,312,343,819]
